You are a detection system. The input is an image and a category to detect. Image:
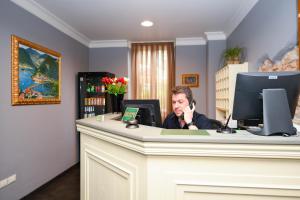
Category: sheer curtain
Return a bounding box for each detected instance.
[131,42,175,119]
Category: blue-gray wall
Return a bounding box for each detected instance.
[175,45,207,114]
[1,0,298,198]
[206,40,227,118]
[89,47,129,77]
[0,1,89,199]
[227,0,297,71]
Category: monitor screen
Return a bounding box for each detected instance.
[122,99,162,127]
[233,72,300,121]
[232,71,300,136]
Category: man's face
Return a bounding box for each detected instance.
[172,93,189,117]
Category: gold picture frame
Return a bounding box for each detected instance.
[11,35,61,105]
[181,73,199,88]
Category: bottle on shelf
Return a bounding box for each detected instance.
[84,107,88,118]
[91,106,95,117]
[88,107,92,118]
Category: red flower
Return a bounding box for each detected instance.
[101,76,128,95]
[117,77,125,84]
[101,77,114,84]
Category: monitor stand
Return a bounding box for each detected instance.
[247,89,297,136]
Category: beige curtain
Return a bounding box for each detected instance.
[131,42,175,119]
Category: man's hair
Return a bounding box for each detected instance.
[171,86,193,103]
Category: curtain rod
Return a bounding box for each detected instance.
[130,40,174,44]
[128,41,175,48]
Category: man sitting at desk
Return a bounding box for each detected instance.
[163,86,212,130]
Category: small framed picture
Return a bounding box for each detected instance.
[181,73,199,87]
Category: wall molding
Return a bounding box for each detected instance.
[175,37,206,46]
[84,146,137,200]
[175,182,300,199]
[10,0,90,47]
[204,32,226,40]
[89,40,129,48]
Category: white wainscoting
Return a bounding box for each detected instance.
[77,116,300,200]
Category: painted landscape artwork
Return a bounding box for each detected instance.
[12,35,61,105]
[19,44,59,98]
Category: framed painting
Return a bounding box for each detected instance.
[11,35,61,105]
[181,73,199,88]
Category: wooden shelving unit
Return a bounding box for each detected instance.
[215,63,248,125]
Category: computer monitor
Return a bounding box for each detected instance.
[232,71,300,136]
[122,99,162,127]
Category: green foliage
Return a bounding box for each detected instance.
[19,47,36,70]
[106,83,126,96]
[118,84,126,94]
[38,55,58,80]
[224,47,242,60]
[50,81,59,96]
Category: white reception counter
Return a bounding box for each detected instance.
[76,114,300,200]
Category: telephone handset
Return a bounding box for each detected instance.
[179,100,196,120]
[189,100,195,109]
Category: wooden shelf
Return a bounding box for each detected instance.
[215,63,248,122]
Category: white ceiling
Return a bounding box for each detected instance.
[11,0,258,47]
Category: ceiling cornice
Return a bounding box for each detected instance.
[204,32,226,40]
[10,0,258,48]
[89,40,129,48]
[85,38,208,48]
[175,37,206,46]
[10,0,90,47]
[224,0,259,37]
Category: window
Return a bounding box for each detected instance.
[131,43,175,119]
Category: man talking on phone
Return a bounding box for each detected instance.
[162,86,212,130]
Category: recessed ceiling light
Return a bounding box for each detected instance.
[141,20,153,27]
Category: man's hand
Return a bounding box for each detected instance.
[183,103,195,124]
[188,125,198,130]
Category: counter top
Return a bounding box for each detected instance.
[76,114,300,145]
[78,114,300,200]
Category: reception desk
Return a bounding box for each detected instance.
[76,114,300,200]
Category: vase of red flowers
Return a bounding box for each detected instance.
[101,76,128,113]
[110,93,124,113]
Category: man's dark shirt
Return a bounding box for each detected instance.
[162,111,212,129]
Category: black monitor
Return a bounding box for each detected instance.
[122,99,162,127]
[232,71,300,136]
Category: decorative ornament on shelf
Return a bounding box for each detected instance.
[259,46,299,72]
[101,76,128,113]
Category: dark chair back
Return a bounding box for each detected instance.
[209,118,223,129]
